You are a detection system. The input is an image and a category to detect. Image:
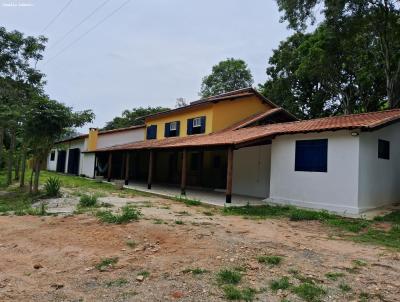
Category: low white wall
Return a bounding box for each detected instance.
[358,123,400,211]
[232,145,271,198]
[80,153,95,178]
[97,128,144,149]
[47,149,58,171]
[269,131,361,214]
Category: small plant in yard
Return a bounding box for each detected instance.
[291,283,326,302]
[352,259,367,267]
[217,269,242,285]
[223,286,256,301]
[175,220,184,225]
[153,218,164,224]
[96,205,141,224]
[203,211,214,216]
[95,257,118,271]
[325,272,345,281]
[338,282,352,292]
[258,255,282,266]
[270,276,290,291]
[44,177,61,197]
[79,194,98,207]
[137,271,150,278]
[105,278,128,287]
[175,195,201,206]
[183,268,209,275]
[126,239,137,248]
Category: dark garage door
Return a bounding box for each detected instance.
[67,148,81,175]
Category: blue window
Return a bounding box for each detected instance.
[164,121,180,137]
[146,125,157,140]
[378,139,390,160]
[187,116,206,135]
[295,139,328,172]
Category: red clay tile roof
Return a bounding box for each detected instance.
[90,109,400,152]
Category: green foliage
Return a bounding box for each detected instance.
[103,106,169,130]
[338,282,351,292]
[44,177,61,197]
[126,239,137,248]
[223,285,256,301]
[270,276,290,291]
[200,58,254,98]
[175,220,184,225]
[258,255,282,266]
[374,211,400,224]
[325,272,345,281]
[291,283,326,302]
[175,195,201,206]
[79,194,98,207]
[96,205,141,224]
[183,268,209,275]
[138,271,150,278]
[217,269,242,285]
[105,278,128,287]
[95,257,118,271]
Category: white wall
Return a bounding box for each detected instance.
[80,153,95,178]
[233,145,271,198]
[358,123,400,211]
[47,149,58,171]
[97,128,144,149]
[269,131,361,214]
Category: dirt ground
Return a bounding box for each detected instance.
[0,194,399,302]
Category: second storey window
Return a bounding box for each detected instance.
[146,125,157,140]
[164,121,180,137]
[295,139,328,172]
[187,116,206,135]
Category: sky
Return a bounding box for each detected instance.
[0,0,294,132]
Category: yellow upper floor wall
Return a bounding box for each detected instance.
[145,92,274,140]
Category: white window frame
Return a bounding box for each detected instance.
[193,117,201,128]
[170,121,177,131]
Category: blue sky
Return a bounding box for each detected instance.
[0,0,293,131]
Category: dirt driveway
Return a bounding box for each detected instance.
[0,196,399,302]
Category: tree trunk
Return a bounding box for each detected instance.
[19,147,26,188]
[14,152,20,181]
[6,127,16,186]
[33,158,41,194]
[0,127,4,170]
[29,167,34,194]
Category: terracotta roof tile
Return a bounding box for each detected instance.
[90,109,400,152]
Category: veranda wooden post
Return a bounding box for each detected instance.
[107,152,112,182]
[147,150,153,189]
[181,148,187,195]
[226,146,234,203]
[125,152,130,185]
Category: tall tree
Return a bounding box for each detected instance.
[103,106,170,130]
[200,58,254,98]
[275,0,400,107]
[23,96,94,193]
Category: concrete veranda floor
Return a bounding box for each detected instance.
[123,181,266,207]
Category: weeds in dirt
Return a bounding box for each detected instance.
[270,276,290,291]
[352,259,367,267]
[176,210,191,216]
[153,218,164,224]
[105,278,128,287]
[126,239,137,248]
[374,210,400,223]
[217,269,242,285]
[95,257,118,271]
[79,194,98,207]
[203,211,214,216]
[138,271,150,278]
[183,268,209,275]
[223,286,256,301]
[257,255,282,266]
[338,282,351,292]
[175,220,184,225]
[325,272,345,281]
[96,205,141,224]
[291,282,326,302]
[175,195,201,206]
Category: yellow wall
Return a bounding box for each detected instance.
[87,128,99,151]
[146,104,214,140]
[212,95,272,132]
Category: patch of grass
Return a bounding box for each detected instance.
[352,259,367,267]
[183,268,209,275]
[175,195,201,206]
[79,194,98,207]
[338,282,351,292]
[217,269,242,285]
[223,204,292,218]
[353,225,400,249]
[289,209,333,221]
[105,278,128,287]
[374,210,400,223]
[126,239,137,248]
[153,218,164,224]
[95,257,118,271]
[223,286,256,301]
[175,220,184,225]
[291,283,326,302]
[325,272,345,281]
[203,211,214,216]
[258,255,282,266]
[325,218,370,233]
[96,205,141,224]
[138,271,150,278]
[270,276,290,291]
[359,292,370,301]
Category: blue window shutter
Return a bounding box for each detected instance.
[164,123,170,137]
[146,127,151,139]
[295,139,327,172]
[187,119,193,135]
[152,125,157,139]
[200,116,206,133]
[147,125,157,139]
[176,121,180,136]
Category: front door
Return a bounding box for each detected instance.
[56,150,66,173]
[67,148,80,175]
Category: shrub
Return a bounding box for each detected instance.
[96,205,141,224]
[270,276,290,291]
[79,194,98,207]
[258,255,282,266]
[217,269,242,285]
[338,282,351,292]
[223,286,256,301]
[95,257,118,271]
[44,177,61,197]
[292,283,326,302]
